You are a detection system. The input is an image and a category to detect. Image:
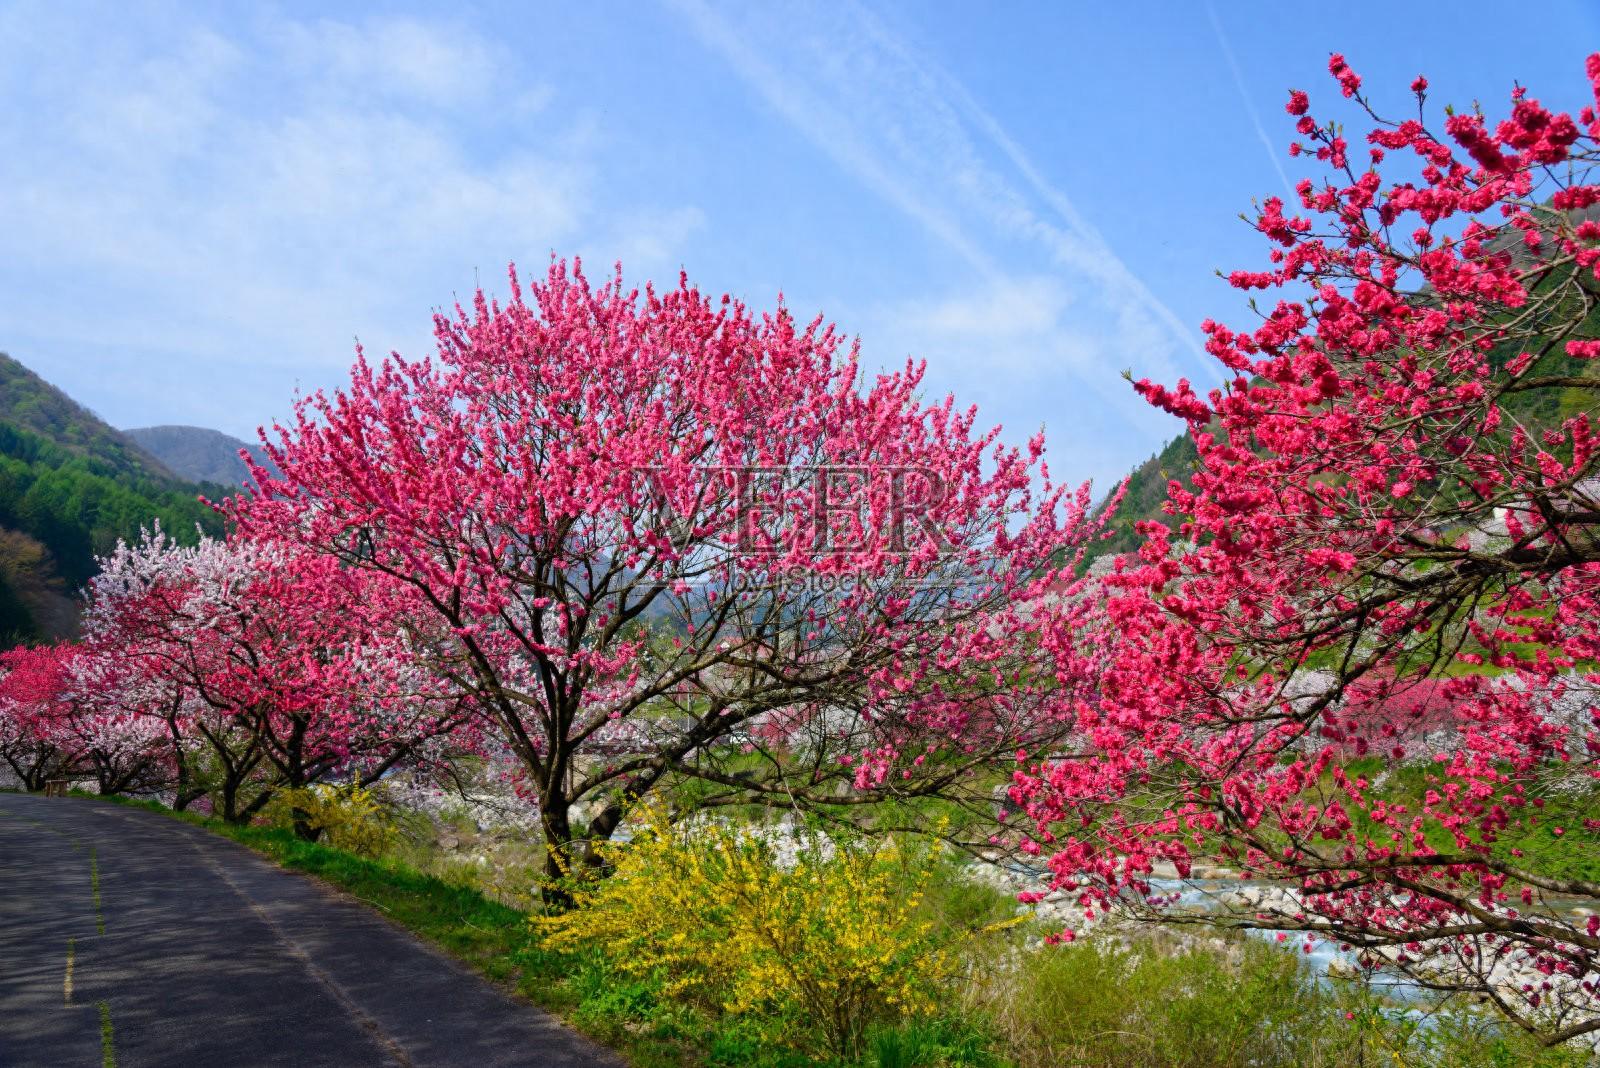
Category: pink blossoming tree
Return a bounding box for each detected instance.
[0,643,86,791]
[0,642,169,795]
[1013,56,1600,1041]
[86,527,470,829]
[234,261,1105,885]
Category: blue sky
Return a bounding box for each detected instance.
[2,1,1596,493]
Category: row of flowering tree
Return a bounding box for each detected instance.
[0,642,168,795]
[1,263,1107,882]
[90,528,474,824]
[0,528,473,831]
[1011,56,1600,1043]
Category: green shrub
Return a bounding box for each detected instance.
[969,930,1594,1068]
[973,933,1341,1068]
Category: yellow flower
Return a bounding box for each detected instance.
[536,807,973,1058]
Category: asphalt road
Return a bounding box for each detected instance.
[0,792,623,1067]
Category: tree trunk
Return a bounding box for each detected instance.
[291,804,322,842]
[540,800,577,910]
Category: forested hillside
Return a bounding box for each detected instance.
[1093,432,1200,560]
[0,354,225,644]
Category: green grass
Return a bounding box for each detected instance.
[98,999,115,1068]
[1323,759,1600,886]
[90,847,104,935]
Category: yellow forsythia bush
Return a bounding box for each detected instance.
[538,810,972,1057]
[266,784,397,857]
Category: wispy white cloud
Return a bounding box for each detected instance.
[666,0,1205,487]
[662,0,999,277]
[0,3,701,436]
[1206,2,1296,200]
[269,16,504,106]
[0,0,1192,491]
[844,4,1205,372]
[908,277,1071,345]
[2,8,576,353]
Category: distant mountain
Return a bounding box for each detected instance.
[124,425,272,487]
[0,353,224,645]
